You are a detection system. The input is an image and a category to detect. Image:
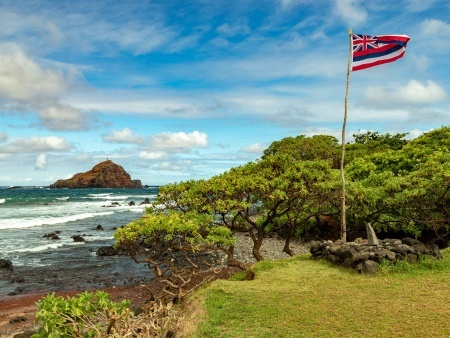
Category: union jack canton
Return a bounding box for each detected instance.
[351,34,410,71]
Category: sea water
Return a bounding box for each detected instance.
[0,186,158,298]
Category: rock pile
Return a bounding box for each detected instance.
[310,237,442,274]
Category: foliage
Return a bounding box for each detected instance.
[33,291,132,338]
[115,210,237,300]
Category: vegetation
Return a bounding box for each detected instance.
[33,291,132,337]
[113,127,450,300]
[188,249,450,338]
[32,127,450,337]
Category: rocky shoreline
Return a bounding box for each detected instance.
[0,232,309,300]
[0,232,310,337]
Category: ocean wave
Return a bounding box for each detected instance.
[88,193,112,197]
[12,241,85,253]
[0,211,115,230]
[0,198,5,204]
[56,196,69,201]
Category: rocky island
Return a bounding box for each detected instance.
[50,160,143,188]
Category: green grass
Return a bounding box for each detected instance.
[186,249,450,338]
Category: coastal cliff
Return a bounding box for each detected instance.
[50,160,143,188]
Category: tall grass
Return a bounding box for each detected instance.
[185,249,450,338]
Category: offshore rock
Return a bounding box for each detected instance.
[50,160,142,188]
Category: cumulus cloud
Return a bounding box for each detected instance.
[242,143,266,154]
[0,48,69,102]
[362,80,447,108]
[139,151,167,160]
[0,45,89,131]
[334,0,367,26]
[150,131,208,150]
[36,103,89,131]
[103,128,144,144]
[0,132,7,142]
[0,136,71,154]
[35,153,47,170]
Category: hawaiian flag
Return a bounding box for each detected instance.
[352,34,410,71]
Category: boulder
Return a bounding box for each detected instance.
[0,259,13,271]
[50,160,143,188]
[139,198,150,205]
[96,246,118,256]
[43,232,60,240]
[128,201,135,206]
[362,260,379,274]
[366,223,379,245]
[72,235,85,242]
[96,245,129,256]
[95,225,104,231]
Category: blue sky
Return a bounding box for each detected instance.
[0,0,449,186]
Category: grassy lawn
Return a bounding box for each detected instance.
[184,249,450,338]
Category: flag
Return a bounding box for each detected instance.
[351,34,410,71]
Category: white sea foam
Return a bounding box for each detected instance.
[88,193,112,197]
[56,196,69,201]
[0,211,115,230]
[0,198,5,204]
[13,241,85,253]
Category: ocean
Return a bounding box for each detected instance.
[0,186,158,299]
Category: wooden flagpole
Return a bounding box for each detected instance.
[340,28,353,243]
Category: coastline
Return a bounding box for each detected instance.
[0,232,310,337]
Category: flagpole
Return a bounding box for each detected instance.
[340,28,353,243]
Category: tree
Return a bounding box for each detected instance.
[114,210,239,301]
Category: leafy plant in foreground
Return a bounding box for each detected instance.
[33,291,132,337]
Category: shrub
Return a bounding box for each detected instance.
[33,291,132,337]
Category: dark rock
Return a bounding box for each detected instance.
[11,276,25,283]
[139,198,150,205]
[95,224,104,231]
[72,235,85,242]
[96,246,118,256]
[50,160,143,188]
[362,260,379,274]
[8,287,24,295]
[0,258,13,271]
[9,316,26,324]
[13,330,36,338]
[43,232,61,240]
[310,238,442,273]
[128,201,135,206]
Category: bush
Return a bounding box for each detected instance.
[33,291,132,337]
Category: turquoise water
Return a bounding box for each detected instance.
[0,186,158,297]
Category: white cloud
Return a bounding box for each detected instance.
[36,103,89,131]
[0,132,7,142]
[334,0,367,26]
[362,80,447,108]
[420,19,450,36]
[406,0,437,11]
[0,136,71,154]
[0,45,89,131]
[150,131,208,150]
[35,153,47,170]
[139,151,167,160]
[216,23,250,37]
[242,143,266,154]
[103,128,144,144]
[156,160,192,171]
[0,47,68,101]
